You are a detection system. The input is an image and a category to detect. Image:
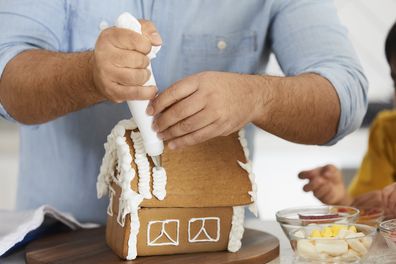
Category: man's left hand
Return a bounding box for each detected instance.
[147,71,261,149]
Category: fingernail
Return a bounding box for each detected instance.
[147,105,154,115]
[151,32,162,45]
[168,142,176,150]
[152,122,159,132]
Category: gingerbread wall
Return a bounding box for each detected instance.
[106,182,234,258]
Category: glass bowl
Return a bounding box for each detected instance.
[379,219,396,250]
[356,208,384,227]
[290,223,376,263]
[276,205,360,239]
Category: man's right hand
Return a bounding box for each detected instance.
[92,20,162,103]
[298,164,351,205]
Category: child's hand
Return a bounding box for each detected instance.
[382,183,396,218]
[298,164,349,205]
[352,190,383,209]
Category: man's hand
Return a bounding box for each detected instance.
[298,165,351,205]
[92,20,162,102]
[382,183,396,219]
[147,71,260,149]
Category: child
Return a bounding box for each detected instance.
[299,22,396,218]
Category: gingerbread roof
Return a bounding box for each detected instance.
[124,130,254,208]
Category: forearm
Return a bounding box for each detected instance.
[0,49,102,124]
[250,73,340,145]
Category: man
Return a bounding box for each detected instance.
[299,22,396,218]
[0,1,367,223]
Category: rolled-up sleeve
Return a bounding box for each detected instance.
[0,0,66,121]
[270,0,368,145]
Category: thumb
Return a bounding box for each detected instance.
[139,19,162,46]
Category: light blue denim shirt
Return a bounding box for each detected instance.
[0,0,367,223]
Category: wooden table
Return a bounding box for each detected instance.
[0,220,394,263]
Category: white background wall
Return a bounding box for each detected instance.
[0,1,395,220]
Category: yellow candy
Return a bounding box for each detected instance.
[348,225,357,233]
[310,229,322,238]
[331,224,348,236]
[321,227,334,238]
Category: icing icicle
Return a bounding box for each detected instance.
[152,167,167,200]
[237,129,258,216]
[131,131,152,199]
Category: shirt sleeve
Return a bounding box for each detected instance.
[0,0,67,121]
[269,0,368,145]
[348,112,396,197]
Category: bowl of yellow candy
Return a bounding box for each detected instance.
[276,205,360,239]
[290,224,376,263]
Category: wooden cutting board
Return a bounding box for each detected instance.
[25,227,280,264]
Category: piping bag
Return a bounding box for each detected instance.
[114,12,164,167]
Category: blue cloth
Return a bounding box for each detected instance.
[0,0,368,223]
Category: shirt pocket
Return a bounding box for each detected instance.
[181,30,258,76]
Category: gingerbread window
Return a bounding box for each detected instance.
[188,217,220,243]
[147,219,179,246]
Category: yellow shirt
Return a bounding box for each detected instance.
[348,110,396,197]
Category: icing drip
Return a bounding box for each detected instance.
[152,167,167,200]
[107,186,115,216]
[227,206,245,252]
[237,129,258,217]
[130,131,152,199]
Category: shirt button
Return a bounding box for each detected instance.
[217,40,227,50]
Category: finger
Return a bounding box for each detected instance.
[390,189,396,205]
[383,184,394,198]
[112,68,150,86]
[153,91,206,133]
[303,177,324,192]
[110,83,157,101]
[140,19,162,46]
[353,192,381,208]
[167,122,222,150]
[352,194,371,208]
[148,77,199,116]
[158,108,218,141]
[389,191,396,213]
[111,50,150,69]
[298,168,321,180]
[382,187,392,209]
[105,27,152,54]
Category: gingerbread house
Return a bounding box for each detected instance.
[96,119,257,260]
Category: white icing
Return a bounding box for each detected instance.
[227,206,245,252]
[99,20,109,31]
[130,131,152,199]
[152,167,167,200]
[237,129,258,217]
[107,185,115,217]
[97,118,143,260]
[147,219,180,246]
[188,217,220,243]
